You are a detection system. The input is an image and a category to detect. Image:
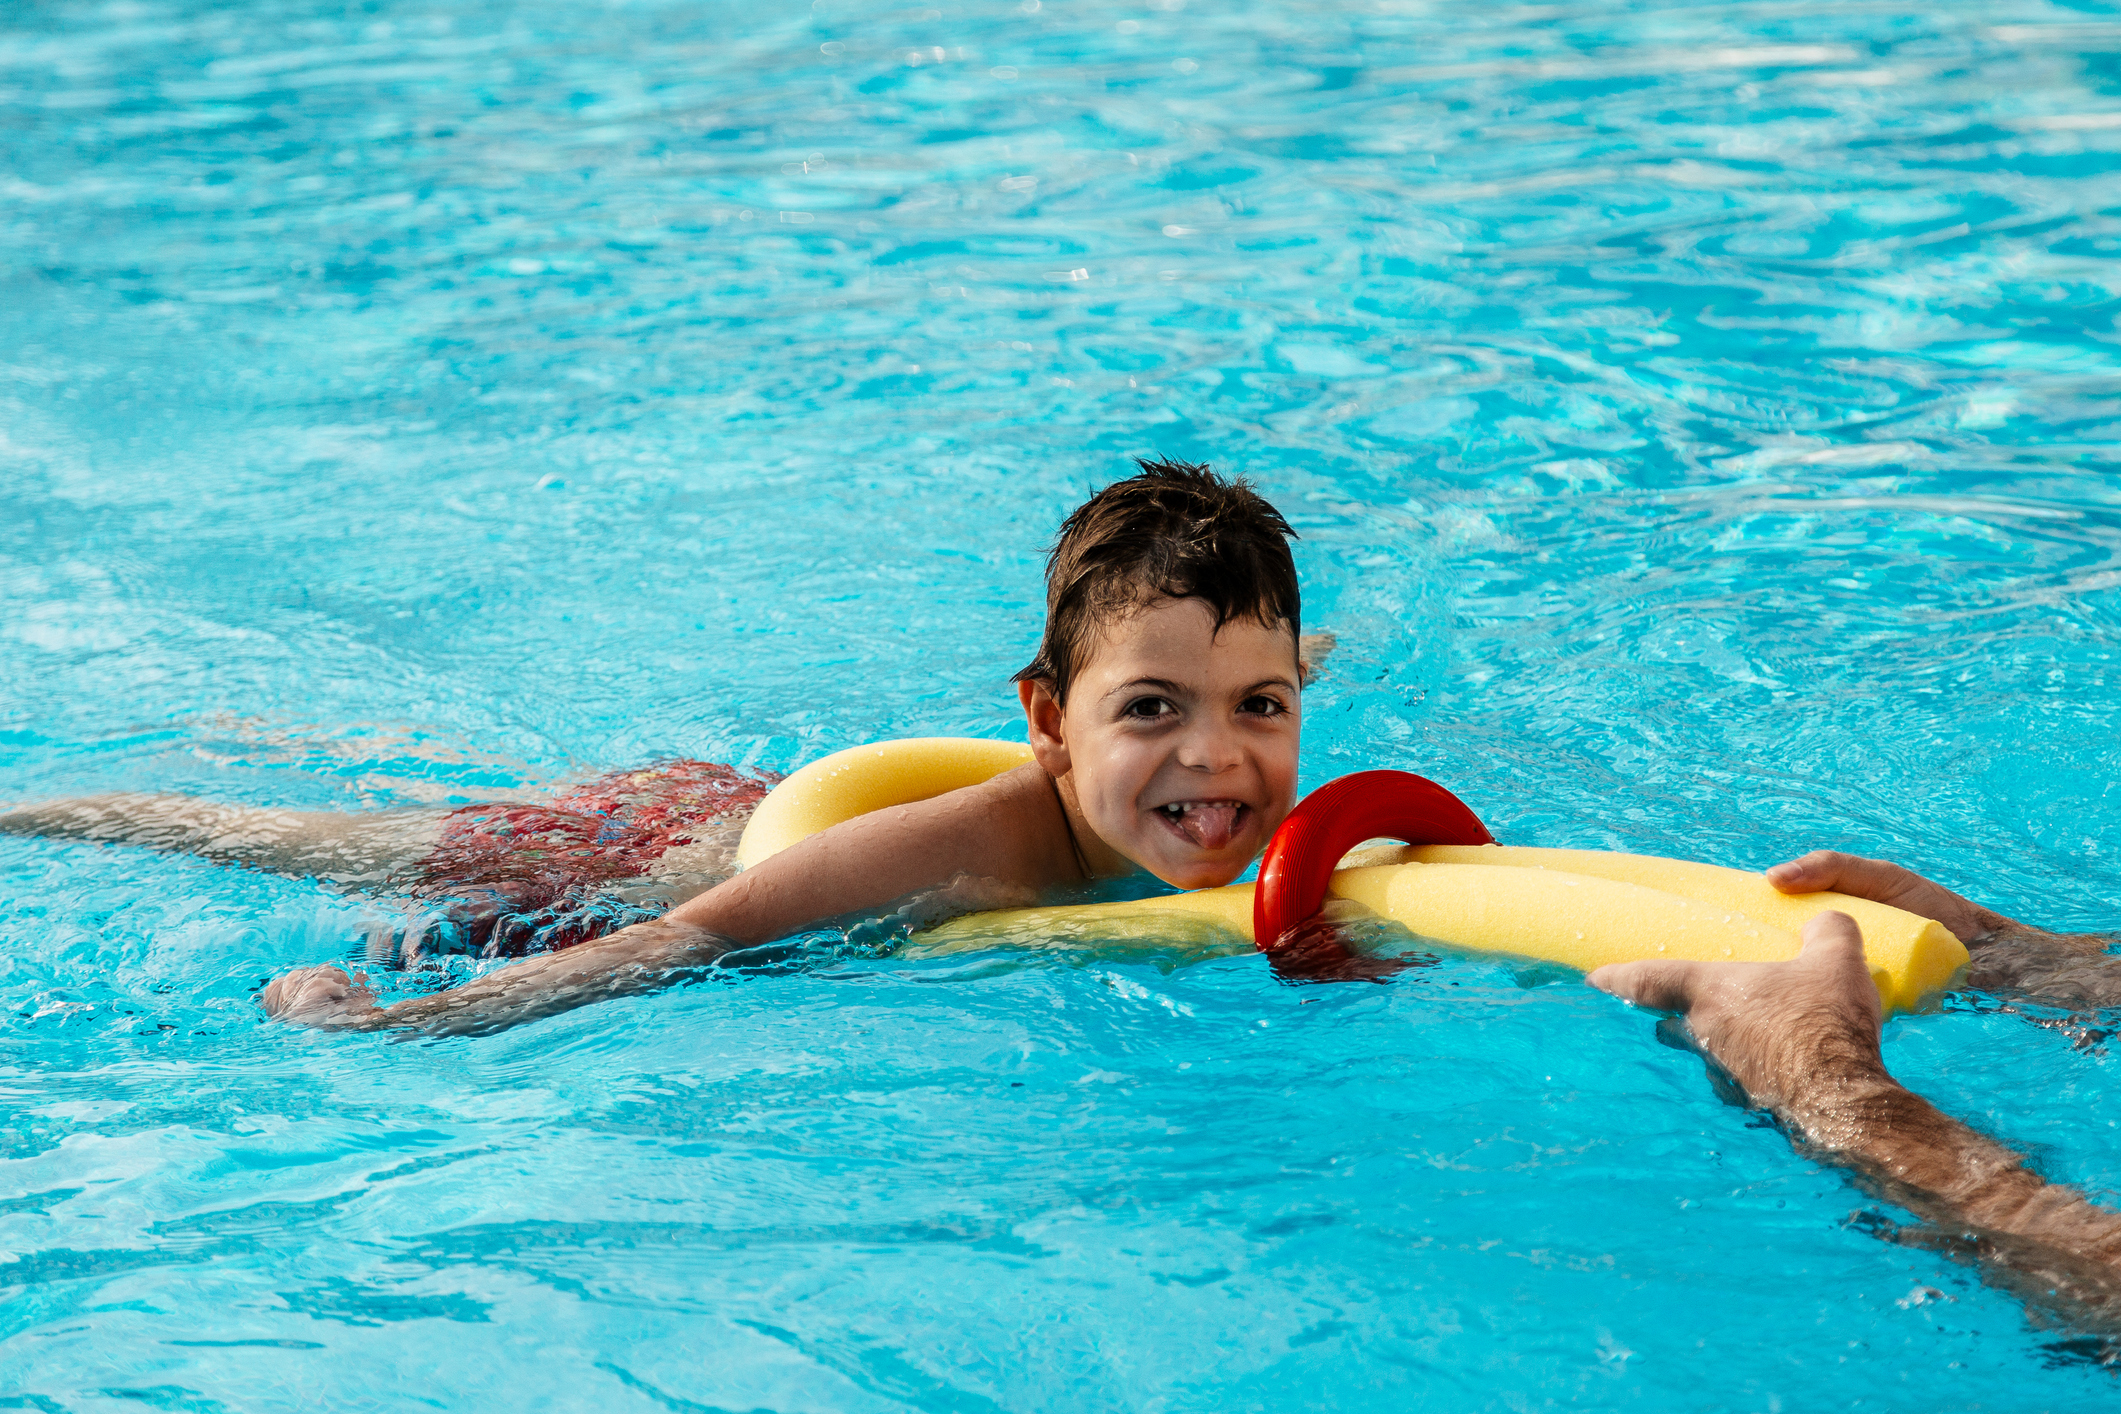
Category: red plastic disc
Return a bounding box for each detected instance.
[1252,771,1494,953]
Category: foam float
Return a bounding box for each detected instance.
[735,739,1968,1011]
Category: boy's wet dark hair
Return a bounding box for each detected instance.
[1015,457,1301,704]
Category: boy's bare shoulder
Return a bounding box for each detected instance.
[938,761,1061,824]
[947,762,1084,881]
[849,761,1075,881]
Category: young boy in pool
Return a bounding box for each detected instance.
[262,456,1312,1030]
[17,457,2121,1325]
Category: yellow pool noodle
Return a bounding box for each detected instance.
[735,737,1036,871]
[739,738,1970,1011]
[1327,849,1966,1013]
[1357,843,1964,1008]
[917,852,1965,1012]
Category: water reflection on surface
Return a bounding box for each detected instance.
[3,0,2120,1406]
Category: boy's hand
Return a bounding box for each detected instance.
[261,965,385,1030]
[1765,849,2001,944]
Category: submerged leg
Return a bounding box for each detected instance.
[0,792,446,888]
[7,760,773,966]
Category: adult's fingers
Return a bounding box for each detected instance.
[1765,849,1909,901]
[1766,851,1994,943]
[1798,909,1865,957]
[1588,958,1704,1013]
[1797,910,1887,1029]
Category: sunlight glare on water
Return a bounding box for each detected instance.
[3,0,2121,1407]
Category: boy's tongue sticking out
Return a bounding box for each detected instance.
[1160,799,1244,851]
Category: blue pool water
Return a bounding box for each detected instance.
[5,0,2121,1405]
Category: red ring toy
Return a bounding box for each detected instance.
[1252,771,1494,954]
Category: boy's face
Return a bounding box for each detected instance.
[1024,596,1302,889]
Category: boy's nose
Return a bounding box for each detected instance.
[1175,722,1244,773]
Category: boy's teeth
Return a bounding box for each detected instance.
[1159,800,1242,849]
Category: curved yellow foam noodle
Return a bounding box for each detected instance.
[913,886,1256,959]
[915,858,1965,1012]
[1328,861,1803,967]
[917,884,1257,954]
[1345,844,1968,1012]
[734,737,1036,871]
[736,737,1970,1011]
[918,871,1797,963]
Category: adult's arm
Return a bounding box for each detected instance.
[1769,850,2121,1008]
[1592,915,2121,1324]
[261,765,1072,1035]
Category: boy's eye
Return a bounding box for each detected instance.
[1122,696,1175,720]
[1239,694,1287,717]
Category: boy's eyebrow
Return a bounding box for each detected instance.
[1103,676,1191,700]
[1101,674,1301,701]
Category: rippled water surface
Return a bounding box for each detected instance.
[6,0,2121,1406]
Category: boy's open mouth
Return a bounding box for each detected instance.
[1153,799,1247,851]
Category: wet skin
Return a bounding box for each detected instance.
[1595,904,2121,1332]
[260,597,1305,1033]
[15,609,2120,1330]
[1018,596,1302,890]
[14,648,2121,1334]
[249,821,2121,1331]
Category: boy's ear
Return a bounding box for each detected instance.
[1018,679,1072,778]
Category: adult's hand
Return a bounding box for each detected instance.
[1764,850,2003,945]
[1589,912,1885,1111]
[1592,911,2121,1325]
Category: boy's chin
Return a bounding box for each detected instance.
[1142,849,1254,892]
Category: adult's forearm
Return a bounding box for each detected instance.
[1783,1068,2038,1220]
[1964,920,2121,1007]
[1597,914,2121,1329]
[1770,1057,2121,1307]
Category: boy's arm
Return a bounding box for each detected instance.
[1593,915,2121,1323]
[263,765,1077,1035]
[1768,850,2121,1007]
[656,764,1066,939]
[262,917,734,1035]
